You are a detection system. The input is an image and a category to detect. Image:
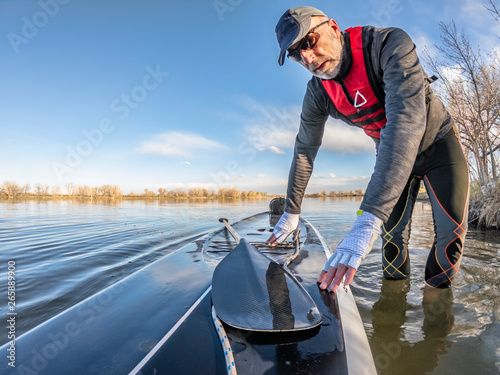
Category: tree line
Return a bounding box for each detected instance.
[304,189,364,198]
[0,181,269,199]
[0,181,367,200]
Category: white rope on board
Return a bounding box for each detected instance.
[211,305,237,375]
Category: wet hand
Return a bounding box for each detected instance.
[266,233,279,246]
[317,265,357,292]
[266,212,299,246]
[317,211,382,291]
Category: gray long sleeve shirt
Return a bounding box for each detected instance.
[285,26,453,222]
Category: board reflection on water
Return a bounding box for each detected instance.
[0,197,498,374]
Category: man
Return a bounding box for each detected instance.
[267,7,469,293]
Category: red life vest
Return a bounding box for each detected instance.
[321,27,386,138]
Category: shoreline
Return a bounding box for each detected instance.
[2,190,498,232]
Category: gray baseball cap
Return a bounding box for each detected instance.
[275,6,327,66]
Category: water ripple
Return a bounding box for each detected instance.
[0,198,498,374]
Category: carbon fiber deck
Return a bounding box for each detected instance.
[212,239,322,332]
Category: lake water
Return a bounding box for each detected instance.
[0,198,499,374]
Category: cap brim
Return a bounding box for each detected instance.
[277,17,312,66]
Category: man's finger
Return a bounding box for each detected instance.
[328,264,349,292]
[317,270,328,284]
[343,266,357,286]
[319,266,338,290]
[266,234,278,246]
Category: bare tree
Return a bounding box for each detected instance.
[3,181,21,198]
[424,21,500,186]
[170,188,187,198]
[77,185,93,197]
[34,183,42,196]
[65,183,75,196]
[486,0,500,25]
[143,188,155,198]
[99,185,118,197]
[21,184,30,195]
[51,186,61,196]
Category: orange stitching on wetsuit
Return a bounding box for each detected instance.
[425,176,461,226]
[382,177,416,277]
[424,175,467,286]
[425,177,456,284]
[425,176,466,271]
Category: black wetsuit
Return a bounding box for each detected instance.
[382,127,469,287]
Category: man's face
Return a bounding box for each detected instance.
[289,18,343,79]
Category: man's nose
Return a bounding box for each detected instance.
[301,49,316,65]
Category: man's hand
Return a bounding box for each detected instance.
[317,211,382,292]
[267,212,299,246]
[317,265,357,292]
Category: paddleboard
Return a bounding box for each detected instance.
[0,212,376,375]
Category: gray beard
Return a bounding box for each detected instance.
[311,36,344,80]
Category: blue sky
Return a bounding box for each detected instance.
[1,0,498,195]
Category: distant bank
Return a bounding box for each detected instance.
[0,181,365,200]
[2,180,498,230]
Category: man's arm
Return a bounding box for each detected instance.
[285,78,330,214]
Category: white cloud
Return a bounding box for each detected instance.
[493,45,500,58]
[440,64,464,84]
[322,120,375,153]
[411,32,438,62]
[268,146,285,154]
[243,103,300,153]
[136,131,225,158]
[308,174,371,190]
[241,100,374,155]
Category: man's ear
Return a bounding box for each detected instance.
[328,19,341,38]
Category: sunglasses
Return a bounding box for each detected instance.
[287,20,329,62]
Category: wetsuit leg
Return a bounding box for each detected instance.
[421,129,469,288]
[382,176,421,280]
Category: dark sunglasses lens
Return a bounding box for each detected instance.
[287,32,320,62]
[306,33,319,49]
